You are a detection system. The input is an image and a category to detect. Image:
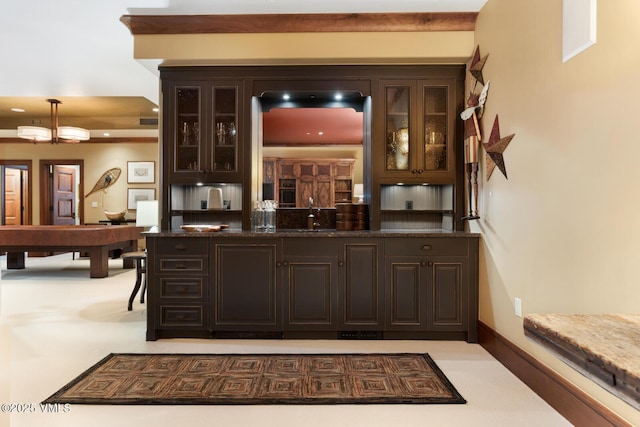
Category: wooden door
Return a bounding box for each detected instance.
[4,168,22,225]
[53,165,76,225]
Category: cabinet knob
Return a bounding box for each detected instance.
[417,169,424,174]
[428,261,433,267]
[176,263,187,269]
[421,245,432,251]
[276,261,282,267]
[283,261,289,266]
[175,244,187,251]
[339,261,344,267]
[411,169,418,174]
[421,261,426,266]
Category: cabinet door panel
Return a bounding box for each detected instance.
[296,178,314,208]
[427,259,466,331]
[214,243,279,328]
[383,84,412,172]
[340,241,383,328]
[174,86,202,173]
[285,262,336,328]
[387,260,424,328]
[211,86,239,173]
[315,178,332,207]
[422,85,449,172]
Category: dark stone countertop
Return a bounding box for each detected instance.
[146,229,480,238]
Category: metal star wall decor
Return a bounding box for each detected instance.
[483,115,515,180]
[469,45,489,86]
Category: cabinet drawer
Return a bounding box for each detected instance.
[155,238,208,256]
[158,258,207,273]
[160,277,205,299]
[283,238,337,257]
[160,305,206,327]
[385,238,468,257]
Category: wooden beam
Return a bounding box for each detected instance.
[0,137,157,144]
[120,12,477,35]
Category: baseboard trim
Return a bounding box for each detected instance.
[478,321,631,427]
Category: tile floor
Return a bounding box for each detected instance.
[0,253,571,427]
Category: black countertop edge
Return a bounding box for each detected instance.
[144,229,481,238]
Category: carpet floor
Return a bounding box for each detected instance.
[43,353,466,405]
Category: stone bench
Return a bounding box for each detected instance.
[524,313,640,410]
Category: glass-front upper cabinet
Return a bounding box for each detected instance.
[379,79,455,181]
[423,85,448,172]
[384,85,411,172]
[175,87,201,173]
[211,86,238,173]
[166,81,243,183]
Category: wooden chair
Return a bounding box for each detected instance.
[121,251,147,311]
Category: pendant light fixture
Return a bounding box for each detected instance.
[17,99,90,144]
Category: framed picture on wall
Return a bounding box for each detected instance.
[127,161,155,183]
[127,188,156,210]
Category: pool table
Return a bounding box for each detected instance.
[0,225,144,278]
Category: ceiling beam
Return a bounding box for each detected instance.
[120,12,477,35]
[0,137,157,144]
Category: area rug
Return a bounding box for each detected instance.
[43,353,465,405]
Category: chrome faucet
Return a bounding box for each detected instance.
[307,197,321,230]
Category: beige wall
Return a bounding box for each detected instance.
[0,142,159,225]
[473,0,640,423]
[6,4,638,419]
[134,32,474,65]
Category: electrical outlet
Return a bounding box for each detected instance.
[91,201,98,208]
[514,298,522,317]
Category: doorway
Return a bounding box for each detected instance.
[0,160,32,225]
[39,160,84,225]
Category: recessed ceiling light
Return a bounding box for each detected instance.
[282,94,290,100]
[152,107,159,113]
[103,132,110,137]
[334,93,343,100]
[318,131,323,135]
[11,108,25,113]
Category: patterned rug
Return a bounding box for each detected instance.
[43,353,466,405]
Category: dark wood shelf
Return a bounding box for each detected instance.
[381,209,453,214]
[171,209,242,214]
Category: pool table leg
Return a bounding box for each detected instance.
[89,247,109,278]
[6,252,26,269]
